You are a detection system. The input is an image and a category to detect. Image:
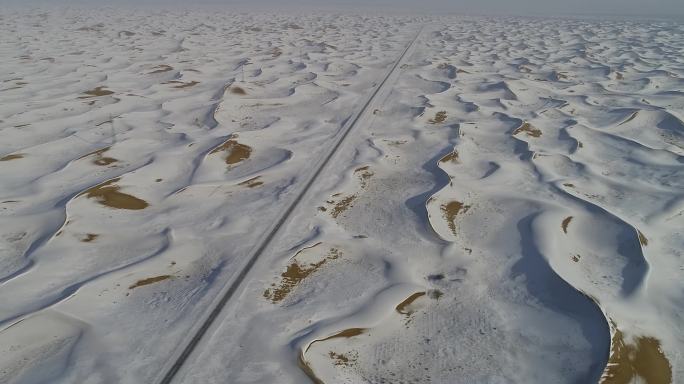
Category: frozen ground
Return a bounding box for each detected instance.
[0,8,682,384]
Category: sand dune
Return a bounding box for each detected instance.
[1,8,682,384]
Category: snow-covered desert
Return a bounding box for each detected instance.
[0,7,682,384]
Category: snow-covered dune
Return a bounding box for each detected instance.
[0,9,682,384]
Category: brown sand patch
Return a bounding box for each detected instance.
[562,216,573,234]
[230,86,247,95]
[329,351,357,367]
[329,195,356,219]
[264,248,341,303]
[383,139,407,146]
[513,122,542,138]
[637,230,648,246]
[149,64,173,74]
[317,328,366,344]
[79,178,149,210]
[79,86,114,98]
[174,80,199,89]
[81,233,98,243]
[165,80,200,89]
[238,176,263,188]
[354,166,373,189]
[440,151,459,164]
[601,325,672,384]
[129,275,171,289]
[0,153,24,161]
[210,137,252,165]
[298,353,324,384]
[298,327,367,380]
[396,292,426,316]
[429,111,447,124]
[80,147,118,166]
[441,201,470,236]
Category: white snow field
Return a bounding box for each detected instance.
[0,8,683,384]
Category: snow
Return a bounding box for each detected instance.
[0,8,682,384]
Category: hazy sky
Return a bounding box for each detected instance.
[9,0,684,18]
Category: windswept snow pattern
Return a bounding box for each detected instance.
[1,9,683,384]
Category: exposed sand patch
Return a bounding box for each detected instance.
[230,86,247,95]
[298,353,324,384]
[209,137,252,165]
[354,166,373,189]
[78,178,149,210]
[298,327,367,382]
[238,176,263,188]
[441,201,470,236]
[396,292,426,316]
[149,64,173,74]
[78,86,114,98]
[439,151,459,164]
[263,247,341,303]
[328,351,357,367]
[513,122,542,137]
[637,230,648,246]
[328,195,356,219]
[428,111,447,124]
[81,233,98,243]
[0,153,25,161]
[80,147,118,166]
[562,216,573,234]
[164,80,200,89]
[316,328,366,344]
[383,139,407,146]
[128,275,171,289]
[601,325,672,384]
